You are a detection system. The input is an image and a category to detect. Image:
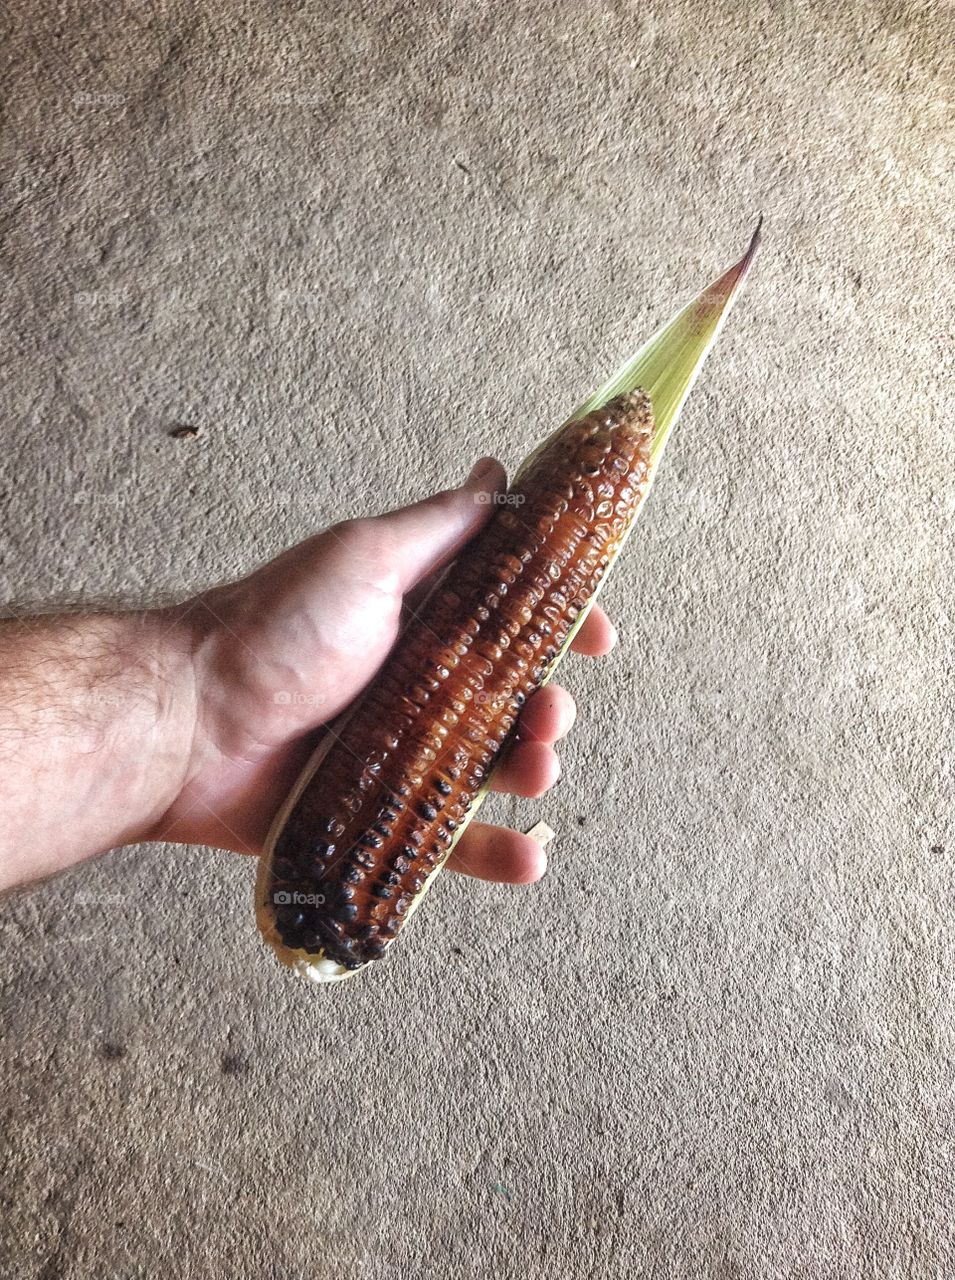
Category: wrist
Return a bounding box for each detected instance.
[125,605,204,845]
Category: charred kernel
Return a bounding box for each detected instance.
[382,870,401,887]
[372,884,394,900]
[372,823,391,839]
[275,905,308,937]
[343,865,364,884]
[435,778,452,796]
[337,903,359,922]
[361,832,383,850]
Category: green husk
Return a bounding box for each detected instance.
[574,218,762,466]
[519,220,762,678]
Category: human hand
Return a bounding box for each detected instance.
[146,457,617,883]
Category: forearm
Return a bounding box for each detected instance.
[0,610,196,889]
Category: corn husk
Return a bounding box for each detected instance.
[257,224,761,983]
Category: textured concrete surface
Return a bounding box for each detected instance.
[1,2,953,1276]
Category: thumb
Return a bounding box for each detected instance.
[372,456,507,594]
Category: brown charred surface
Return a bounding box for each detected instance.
[268,390,654,966]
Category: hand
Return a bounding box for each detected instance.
[145,457,617,884]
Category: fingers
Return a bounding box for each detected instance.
[368,456,508,594]
[489,684,573,796]
[515,683,577,743]
[445,821,547,883]
[490,739,560,798]
[569,604,617,656]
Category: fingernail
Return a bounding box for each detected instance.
[466,457,496,485]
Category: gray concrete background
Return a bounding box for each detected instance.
[1,1,953,1276]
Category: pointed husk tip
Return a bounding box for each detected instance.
[574,220,762,466]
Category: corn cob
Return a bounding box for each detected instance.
[256,225,760,982]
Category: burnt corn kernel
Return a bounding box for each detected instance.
[268,391,654,967]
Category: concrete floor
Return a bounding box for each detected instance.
[2,1,953,1276]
